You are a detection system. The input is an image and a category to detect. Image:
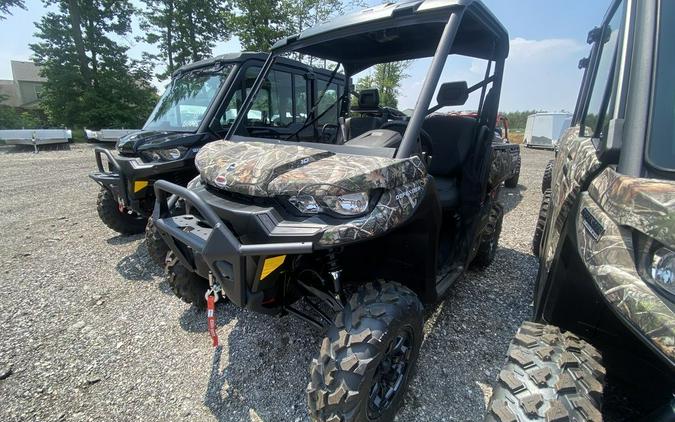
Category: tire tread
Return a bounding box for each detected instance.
[96,188,146,234]
[542,159,554,193]
[165,252,209,308]
[485,322,605,422]
[532,190,551,257]
[307,281,423,421]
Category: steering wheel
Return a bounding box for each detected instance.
[379,121,434,163]
[321,124,341,144]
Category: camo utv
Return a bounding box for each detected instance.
[487,0,675,420]
[151,1,511,420]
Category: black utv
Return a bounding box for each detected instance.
[89,53,347,237]
[487,0,675,420]
[151,1,510,420]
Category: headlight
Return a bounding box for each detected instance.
[287,192,370,216]
[323,192,369,215]
[650,247,675,295]
[139,146,187,162]
[288,194,320,214]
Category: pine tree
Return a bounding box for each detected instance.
[30,0,157,128]
[139,0,233,79]
[0,0,25,19]
[233,0,289,52]
[232,0,352,62]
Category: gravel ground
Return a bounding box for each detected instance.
[0,143,553,422]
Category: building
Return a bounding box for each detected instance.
[0,61,46,109]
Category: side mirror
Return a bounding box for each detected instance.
[437,81,468,107]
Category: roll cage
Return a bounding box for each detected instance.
[224,0,509,159]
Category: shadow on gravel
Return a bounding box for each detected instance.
[395,246,538,420]
[106,233,144,245]
[179,305,229,333]
[204,345,229,420]
[115,241,162,282]
[200,307,322,421]
[500,184,526,214]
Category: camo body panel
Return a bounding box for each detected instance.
[319,178,427,246]
[542,128,602,269]
[194,139,428,245]
[576,194,675,360]
[489,146,517,188]
[195,141,333,197]
[186,175,201,190]
[589,167,675,247]
[268,151,426,197]
[195,140,426,197]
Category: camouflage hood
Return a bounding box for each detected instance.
[195,140,427,197]
[589,168,675,248]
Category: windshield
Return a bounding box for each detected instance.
[647,0,675,171]
[143,64,234,132]
[225,57,344,142]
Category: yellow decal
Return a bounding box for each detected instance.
[133,180,149,192]
[260,255,286,280]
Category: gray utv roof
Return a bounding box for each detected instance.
[173,52,265,78]
[271,0,509,73]
[172,52,341,80]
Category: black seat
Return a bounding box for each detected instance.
[346,89,387,139]
[421,114,476,208]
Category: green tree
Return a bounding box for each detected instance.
[355,61,409,109]
[502,110,543,130]
[30,0,157,128]
[0,0,25,19]
[139,0,233,79]
[0,106,48,129]
[286,0,343,36]
[233,0,290,52]
[233,0,352,53]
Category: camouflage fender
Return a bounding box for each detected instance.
[589,167,675,247]
[542,128,603,269]
[319,178,428,246]
[576,193,675,360]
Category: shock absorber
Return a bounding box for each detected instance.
[325,249,342,295]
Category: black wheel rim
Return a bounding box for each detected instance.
[368,327,413,419]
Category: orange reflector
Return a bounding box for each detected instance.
[260,255,286,280]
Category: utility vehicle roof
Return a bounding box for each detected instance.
[172,52,343,80]
[271,0,508,73]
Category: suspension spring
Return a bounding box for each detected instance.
[325,249,342,294]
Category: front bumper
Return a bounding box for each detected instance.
[152,180,314,311]
[88,147,196,216]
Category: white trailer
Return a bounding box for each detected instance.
[84,128,139,143]
[523,112,572,149]
[0,129,72,152]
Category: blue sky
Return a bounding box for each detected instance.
[0,0,609,112]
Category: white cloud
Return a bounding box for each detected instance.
[500,37,588,111]
[397,37,589,112]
